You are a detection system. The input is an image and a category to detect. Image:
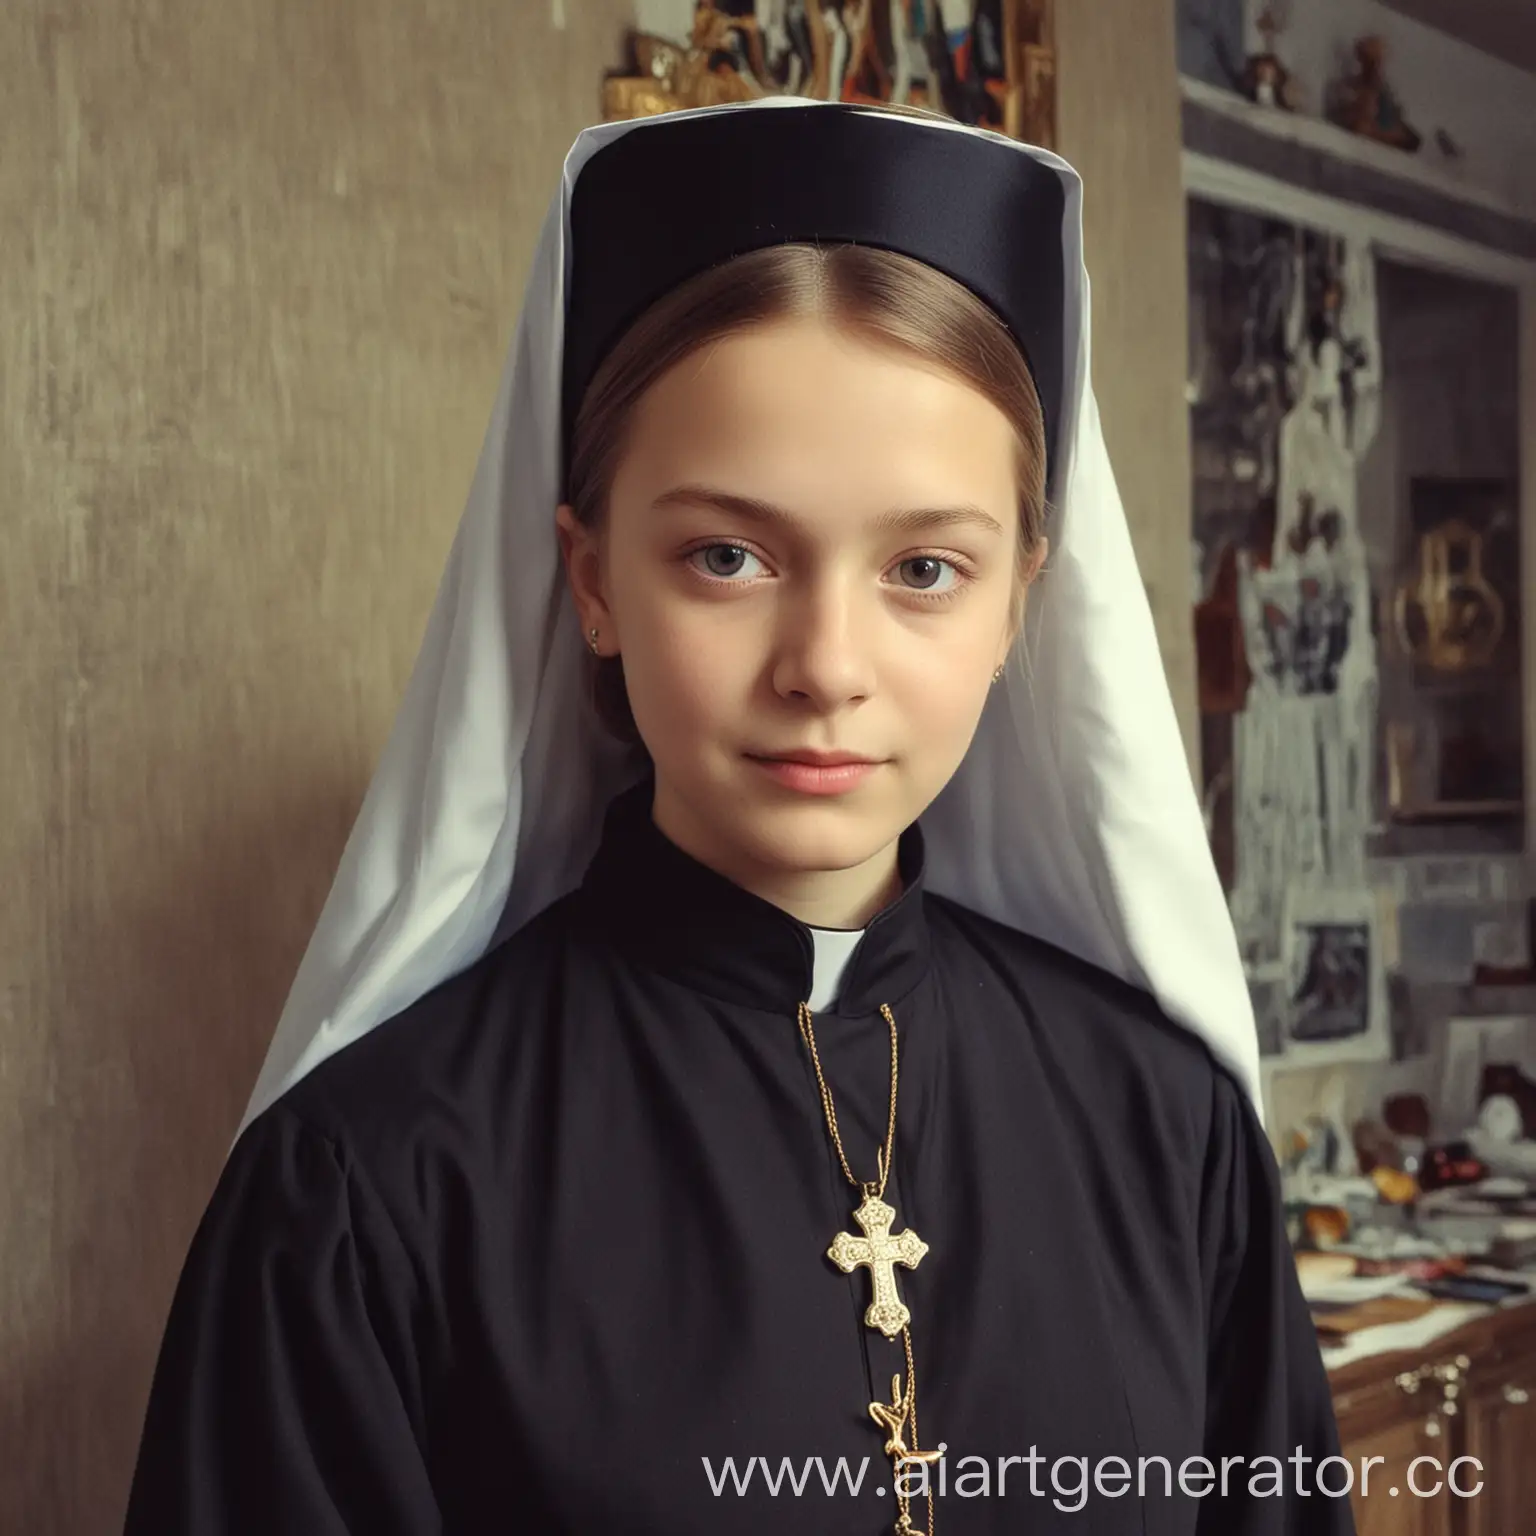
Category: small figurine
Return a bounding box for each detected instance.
[1435,127,1463,161]
[1480,1063,1536,1141]
[1241,5,1301,111]
[1331,35,1422,153]
[602,2,770,122]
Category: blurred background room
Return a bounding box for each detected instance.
[3,1,1534,1531]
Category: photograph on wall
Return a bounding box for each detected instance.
[1278,886,1390,1065]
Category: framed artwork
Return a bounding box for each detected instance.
[1382,475,1525,825]
[604,0,1056,148]
[1395,477,1519,682]
[1277,886,1390,1066]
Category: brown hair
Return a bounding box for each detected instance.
[565,243,1048,744]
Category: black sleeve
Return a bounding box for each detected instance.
[1196,1067,1356,1534]
[123,1104,442,1535]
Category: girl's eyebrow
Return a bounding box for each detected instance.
[649,483,1004,537]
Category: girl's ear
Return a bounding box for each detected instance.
[555,504,616,652]
[1023,534,1049,589]
[1001,534,1049,661]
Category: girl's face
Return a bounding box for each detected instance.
[558,317,1044,902]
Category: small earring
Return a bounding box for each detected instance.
[587,627,601,656]
[992,662,1006,685]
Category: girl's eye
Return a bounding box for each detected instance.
[893,556,960,593]
[685,544,967,595]
[687,543,766,581]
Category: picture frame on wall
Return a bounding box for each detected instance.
[1396,477,1520,683]
[1385,474,1525,824]
[1277,886,1391,1066]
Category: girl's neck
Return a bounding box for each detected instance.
[650,783,902,931]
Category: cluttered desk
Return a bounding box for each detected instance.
[1288,1061,1536,1367]
[1286,1060,1536,1531]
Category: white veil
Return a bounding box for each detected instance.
[236,97,1260,1143]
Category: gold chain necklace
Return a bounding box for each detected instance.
[797,1000,939,1536]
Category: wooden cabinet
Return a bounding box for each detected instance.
[1331,1305,1536,1534]
[1460,1361,1536,1535]
[1345,1415,1455,1536]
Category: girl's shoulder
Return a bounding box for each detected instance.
[267,890,589,1174]
[924,890,1239,1136]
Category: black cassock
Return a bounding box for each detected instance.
[126,780,1351,1534]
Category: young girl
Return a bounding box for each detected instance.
[124,99,1350,1535]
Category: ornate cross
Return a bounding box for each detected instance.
[827,1192,928,1337]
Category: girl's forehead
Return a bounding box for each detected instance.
[618,435,1018,533]
[629,327,1019,458]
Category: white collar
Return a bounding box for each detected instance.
[806,927,866,1012]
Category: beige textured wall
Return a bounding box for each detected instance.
[0,3,631,1530]
[1055,0,1199,766]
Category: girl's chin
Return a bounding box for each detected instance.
[728,797,899,859]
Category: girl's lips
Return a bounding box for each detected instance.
[747,756,882,795]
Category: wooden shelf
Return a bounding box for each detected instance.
[1407,673,1520,696]
[1180,75,1535,223]
[1390,800,1524,825]
[1180,74,1536,265]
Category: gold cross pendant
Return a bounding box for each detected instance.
[827,1192,928,1337]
